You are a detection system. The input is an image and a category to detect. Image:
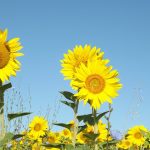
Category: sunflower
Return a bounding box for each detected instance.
[117,139,132,149]
[60,128,72,139]
[97,120,109,142]
[127,126,148,146]
[46,131,60,144]
[71,60,122,109]
[76,131,86,144]
[29,116,48,139]
[60,45,109,80]
[0,29,23,83]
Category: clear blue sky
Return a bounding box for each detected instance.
[0,0,150,132]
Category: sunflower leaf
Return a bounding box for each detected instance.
[100,140,118,147]
[83,133,99,141]
[78,125,87,133]
[0,83,12,92]
[12,134,24,140]
[53,123,72,130]
[7,112,32,121]
[42,143,65,148]
[61,101,75,109]
[77,113,94,125]
[60,91,76,102]
[95,111,109,123]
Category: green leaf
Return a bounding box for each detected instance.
[77,111,109,125]
[0,132,14,147]
[95,111,109,123]
[60,91,76,102]
[83,133,99,141]
[7,112,32,121]
[61,101,75,109]
[66,144,91,150]
[77,113,93,122]
[65,144,74,150]
[0,102,4,112]
[42,143,65,148]
[77,113,95,125]
[12,134,24,140]
[53,123,72,130]
[0,83,12,92]
[78,125,87,133]
[100,140,118,147]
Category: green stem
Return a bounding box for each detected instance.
[106,104,112,150]
[0,81,12,140]
[72,100,79,149]
[0,80,5,139]
[92,108,98,150]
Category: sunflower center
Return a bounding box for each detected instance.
[134,132,142,139]
[85,74,105,94]
[34,123,41,131]
[48,136,55,143]
[64,130,69,136]
[0,44,10,69]
[125,141,130,146]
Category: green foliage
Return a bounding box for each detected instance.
[60,91,76,102]
[84,133,99,141]
[12,134,24,140]
[65,144,91,150]
[0,132,13,147]
[7,112,32,121]
[100,140,118,147]
[61,100,75,109]
[77,111,109,125]
[78,125,87,133]
[42,143,65,149]
[53,123,73,130]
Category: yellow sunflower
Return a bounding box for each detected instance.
[127,126,148,146]
[60,45,109,80]
[71,60,122,109]
[97,120,109,142]
[76,131,86,144]
[0,29,23,83]
[117,139,132,149]
[46,131,60,144]
[60,128,72,139]
[29,116,48,139]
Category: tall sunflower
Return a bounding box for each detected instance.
[0,29,23,83]
[60,45,109,80]
[71,60,122,109]
[127,126,148,146]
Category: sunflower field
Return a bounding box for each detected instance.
[0,29,150,150]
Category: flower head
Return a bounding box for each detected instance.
[60,45,108,80]
[127,126,148,146]
[0,29,23,83]
[71,60,122,109]
[29,116,48,139]
[117,139,132,149]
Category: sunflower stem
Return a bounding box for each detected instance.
[0,80,5,139]
[0,80,12,140]
[106,104,112,150]
[92,108,98,150]
[72,100,79,149]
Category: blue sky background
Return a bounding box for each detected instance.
[0,0,150,132]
